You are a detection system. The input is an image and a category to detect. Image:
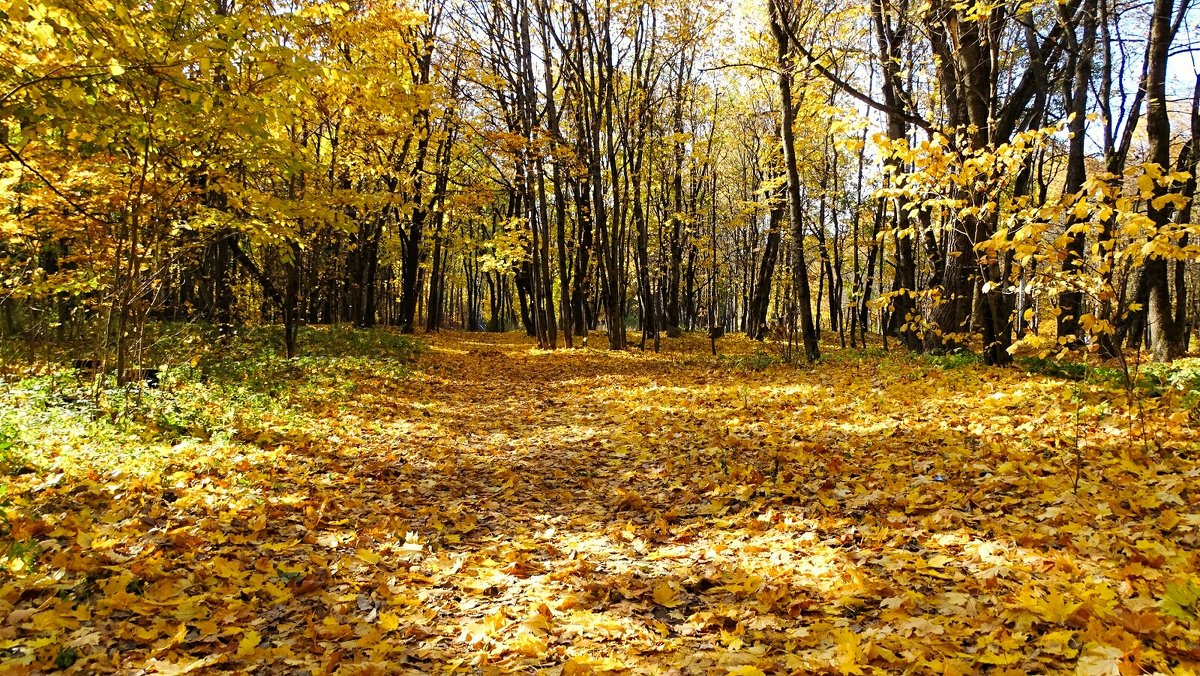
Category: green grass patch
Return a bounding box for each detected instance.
[927,350,982,370]
[0,324,424,479]
[1019,355,1200,415]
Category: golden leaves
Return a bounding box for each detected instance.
[1074,642,1125,676]
[613,487,650,512]
[833,628,867,675]
[377,611,401,632]
[3,332,1200,674]
[562,654,628,674]
[652,579,684,608]
[235,628,261,657]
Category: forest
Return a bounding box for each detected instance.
[3,0,1200,672]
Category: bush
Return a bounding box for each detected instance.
[1137,359,1200,405]
[1020,356,1200,415]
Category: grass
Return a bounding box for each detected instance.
[0,324,424,479]
[1020,355,1200,411]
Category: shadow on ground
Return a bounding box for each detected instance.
[2,330,1198,673]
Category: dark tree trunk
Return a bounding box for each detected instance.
[770,0,820,361]
[748,186,785,340]
[1056,0,1097,343]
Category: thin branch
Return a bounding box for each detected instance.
[701,61,779,75]
[0,139,110,226]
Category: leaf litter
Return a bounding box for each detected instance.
[1,331,1199,674]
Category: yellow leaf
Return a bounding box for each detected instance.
[720,628,743,650]
[1075,642,1123,675]
[563,655,627,674]
[1072,199,1089,220]
[927,554,952,568]
[1137,173,1155,197]
[211,557,241,579]
[1039,629,1079,657]
[378,612,400,632]
[652,579,683,608]
[1032,591,1082,623]
[509,627,547,657]
[142,654,225,675]
[237,628,261,657]
[248,512,267,531]
[978,651,1021,665]
[151,623,188,656]
[835,628,866,675]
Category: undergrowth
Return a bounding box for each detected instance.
[0,325,424,479]
[1021,355,1200,408]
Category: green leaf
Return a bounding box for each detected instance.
[1160,580,1200,623]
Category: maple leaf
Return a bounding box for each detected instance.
[1074,643,1124,676]
[562,655,628,674]
[653,579,684,608]
[142,654,225,675]
[236,628,262,657]
[614,487,650,512]
[508,627,547,658]
[1160,580,1200,623]
[834,628,867,675]
[1118,610,1164,635]
[378,612,401,632]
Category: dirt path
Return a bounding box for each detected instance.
[3,331,1199,674]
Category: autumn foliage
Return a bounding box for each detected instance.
[1,329,1200,673]
[5,0,1200,671]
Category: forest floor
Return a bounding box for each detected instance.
[2,328,1200,674]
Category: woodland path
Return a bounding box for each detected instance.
[283,332,1198,673]
[3,331,1199,674]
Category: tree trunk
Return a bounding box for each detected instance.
[770,0,820,361]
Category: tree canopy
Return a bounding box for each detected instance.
[4,0,1197,362]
